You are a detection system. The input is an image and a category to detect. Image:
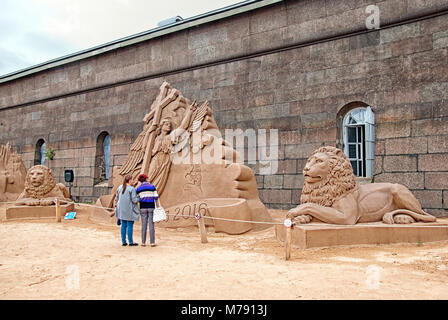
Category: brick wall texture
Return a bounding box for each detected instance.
[0,0,447,216]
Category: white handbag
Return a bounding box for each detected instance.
[153,199,167,222]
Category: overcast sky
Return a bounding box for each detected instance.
[0,0,244,77]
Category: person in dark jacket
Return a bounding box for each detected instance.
[136,174,159,247]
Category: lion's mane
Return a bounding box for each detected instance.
[24,165,56,198]
[300,146,358,207]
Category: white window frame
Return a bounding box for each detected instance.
[342,106,375,177]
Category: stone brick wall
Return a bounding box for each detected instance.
[0,0,447,215]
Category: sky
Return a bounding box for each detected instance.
[0,0,245,77]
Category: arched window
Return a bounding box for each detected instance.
[94,132,111,184]
[339,104,375,177]
[34,139,46,165]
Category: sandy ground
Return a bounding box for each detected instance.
[0,204,448,300]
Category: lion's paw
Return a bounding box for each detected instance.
[40,199,54,206]
[393,214,415,224]
[293,214,312,224]
[382,213,395,224]
[25,200,41,206]
[286,208,300,219]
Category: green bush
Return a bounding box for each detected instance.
[45,147,55,160]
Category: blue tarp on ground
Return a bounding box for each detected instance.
[64,212,76,220]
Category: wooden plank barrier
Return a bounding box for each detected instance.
[55,199,61,223]
[195,213,208,244]
[284,219,292,260]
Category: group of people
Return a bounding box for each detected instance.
[113,173,159,247]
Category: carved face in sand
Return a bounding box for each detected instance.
[303,152,331,186]
[161,120,172,133]
[300,146,357,207]
[29,168,45,187]
[24,165,56,198]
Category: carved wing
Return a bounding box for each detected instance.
[0,143,11,169]
[189,101,210,132]
[170,130,190,154]
[170,101,212,154]
[118,129,147,176]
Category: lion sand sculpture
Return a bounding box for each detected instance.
[0,143,27,202]
[95,81,272,234]
[15,165,71,206]
[287,146,436,225]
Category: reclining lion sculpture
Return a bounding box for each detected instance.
[287,146,436,225]
[15,165,71,206]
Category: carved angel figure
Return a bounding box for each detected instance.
[118,82,210,196]
[117,81,241,200]
[146,103,196,195]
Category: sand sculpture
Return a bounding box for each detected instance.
[15,165,71,206]
[96,81,271,234]
[0,143,27,202]
[6,165,74,220]
[286,146,437,225]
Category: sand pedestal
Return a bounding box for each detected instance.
[6,203,75,220]
[275,219,448,249]
[91,195,116,225]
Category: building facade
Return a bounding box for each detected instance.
[0,0,447,216]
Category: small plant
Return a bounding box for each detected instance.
[417,240,423,247]
[45,146,55,160]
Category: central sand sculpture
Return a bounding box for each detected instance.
[96,82,271,234]
[286,146,437,225]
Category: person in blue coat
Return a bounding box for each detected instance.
[115,174,140,246]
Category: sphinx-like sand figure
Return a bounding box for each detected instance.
[96,82,271,234]
[0,143,26,202]
[287,146,436,225]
